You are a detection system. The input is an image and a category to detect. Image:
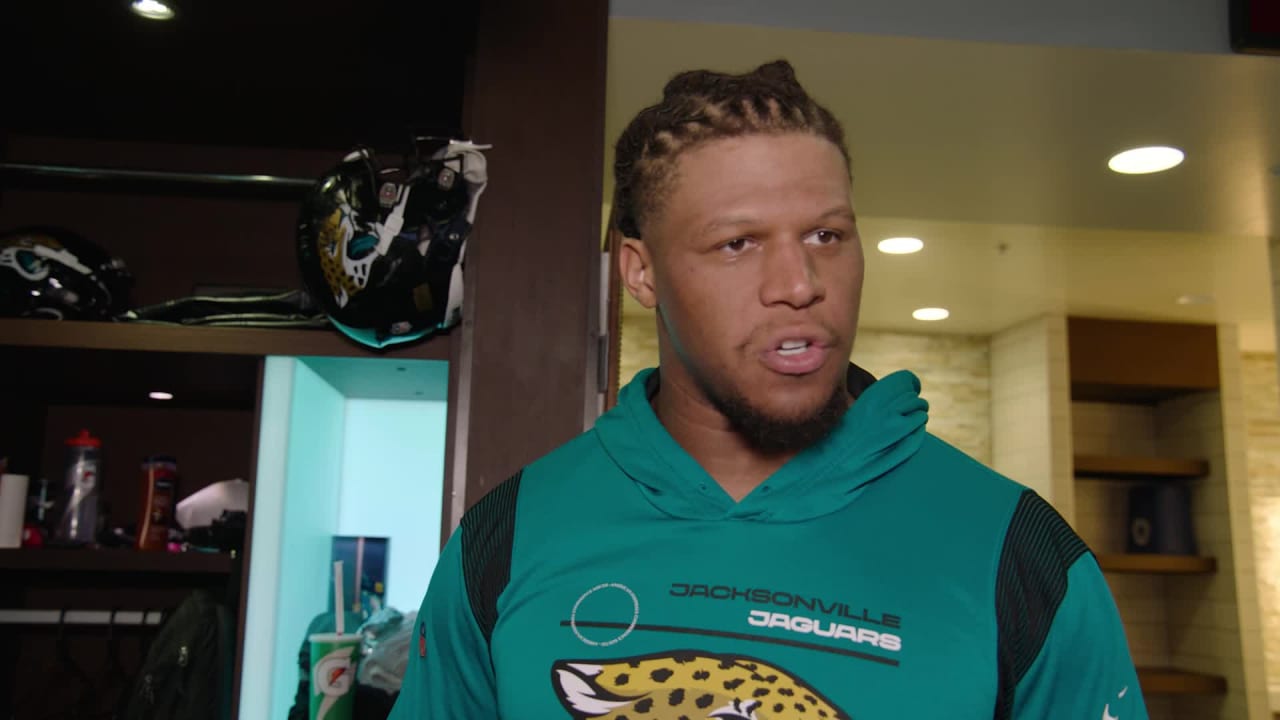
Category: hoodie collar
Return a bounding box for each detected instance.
[594,364,929,522]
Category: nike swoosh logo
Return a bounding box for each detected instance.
[1102,703,1119,720]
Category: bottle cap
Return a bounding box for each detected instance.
[65,429,102,448]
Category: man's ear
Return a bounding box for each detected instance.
[618,235,658,310]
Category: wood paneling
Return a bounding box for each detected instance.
[3,3,611,714]
[2,2,472,150]
[451,0,608,510]
[0,345,260,411]
[1068,317,1219,401]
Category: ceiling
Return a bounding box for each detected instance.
[4,1,472,150]
[605,16,1280,351]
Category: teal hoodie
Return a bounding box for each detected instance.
[391,366,1147,719]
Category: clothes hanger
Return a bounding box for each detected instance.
[10,608,69,718]
[26,608,98,720]
[56,607,99,720]
[98,608,132,719]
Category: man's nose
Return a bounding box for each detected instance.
[760,239,824,309]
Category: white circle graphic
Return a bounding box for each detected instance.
[570,582,639,647]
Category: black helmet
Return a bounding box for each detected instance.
[0,226,133,320]
[296,138,490,348]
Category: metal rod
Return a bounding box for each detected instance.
[0,609,164,626]
[0,162,315,189]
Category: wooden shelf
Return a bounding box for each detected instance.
[0,317,452,360]
[1096,554,1217,574]
[1137,667,1227,695]
[1068,317,1219,404]
[1074,454,1209,480]
[0,548,234,575]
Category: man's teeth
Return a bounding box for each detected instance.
[777,340,810,356]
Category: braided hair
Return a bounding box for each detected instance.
[612,60,849,240]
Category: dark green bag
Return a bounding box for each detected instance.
[125,590,234,720]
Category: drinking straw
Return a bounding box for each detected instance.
[334,560,345,635]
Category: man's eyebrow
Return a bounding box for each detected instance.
[698,215,758,237]
[817,207,858,225]
[698,207,857,236]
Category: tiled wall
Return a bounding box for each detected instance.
[850,330,990,464]
[1271,238,1280,350]
[1069,391,1261,720]
[1067,326,1268,719]
[1211,330,1271,720]
[1070,402,1172,718]
[1156,389,1253,719]
[1242,351,1280,709]
[990,315,1074,518]
[618,304,993,464]
[1071,402,1158,555]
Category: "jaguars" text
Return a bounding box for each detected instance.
[747,610,904,652]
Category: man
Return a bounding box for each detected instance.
[391,60,1147,719]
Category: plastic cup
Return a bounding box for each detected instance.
[0,474,29,548]
[309,632,360,720]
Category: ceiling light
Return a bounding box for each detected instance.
[149,391,174,401]
[130,0,175,20]
[1108,146,1184,174]
[877,237,924,255]
[912,307,950,322]
[1176,294,1214,306]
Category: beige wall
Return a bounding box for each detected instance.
[1156,384,1263,720]
[618,300,660,392]
[1070,370,1268,720]
[1243,351,1280,708]
[851,329,991,464]
[1072,401,1174,718]
[990,315,1074,517]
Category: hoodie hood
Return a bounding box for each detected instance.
[594,364,929,522]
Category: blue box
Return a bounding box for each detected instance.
[331,536,389,617]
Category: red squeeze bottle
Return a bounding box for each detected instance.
[137,456,178,551]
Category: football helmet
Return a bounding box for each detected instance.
[297,137,490,348]
[0,226,133,320]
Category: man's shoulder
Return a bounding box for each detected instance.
[524,427,610,478]
[911,436,1090,591]
[459,428,611,522]
[911,432,1031,506]
[889,433,1080,555]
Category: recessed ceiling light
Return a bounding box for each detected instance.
[1108,146,1184,174]
[1176,294,1214,306]
[149,391,174,401]
[130,0,175,20]
[877,237,924,255]
[912,307,950,322]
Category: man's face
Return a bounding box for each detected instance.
[626,132,864,446]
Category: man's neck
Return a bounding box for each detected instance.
[651,373,797,502]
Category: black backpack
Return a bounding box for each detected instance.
[124,590,235,720]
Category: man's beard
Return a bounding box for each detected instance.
[699,375,850,455]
